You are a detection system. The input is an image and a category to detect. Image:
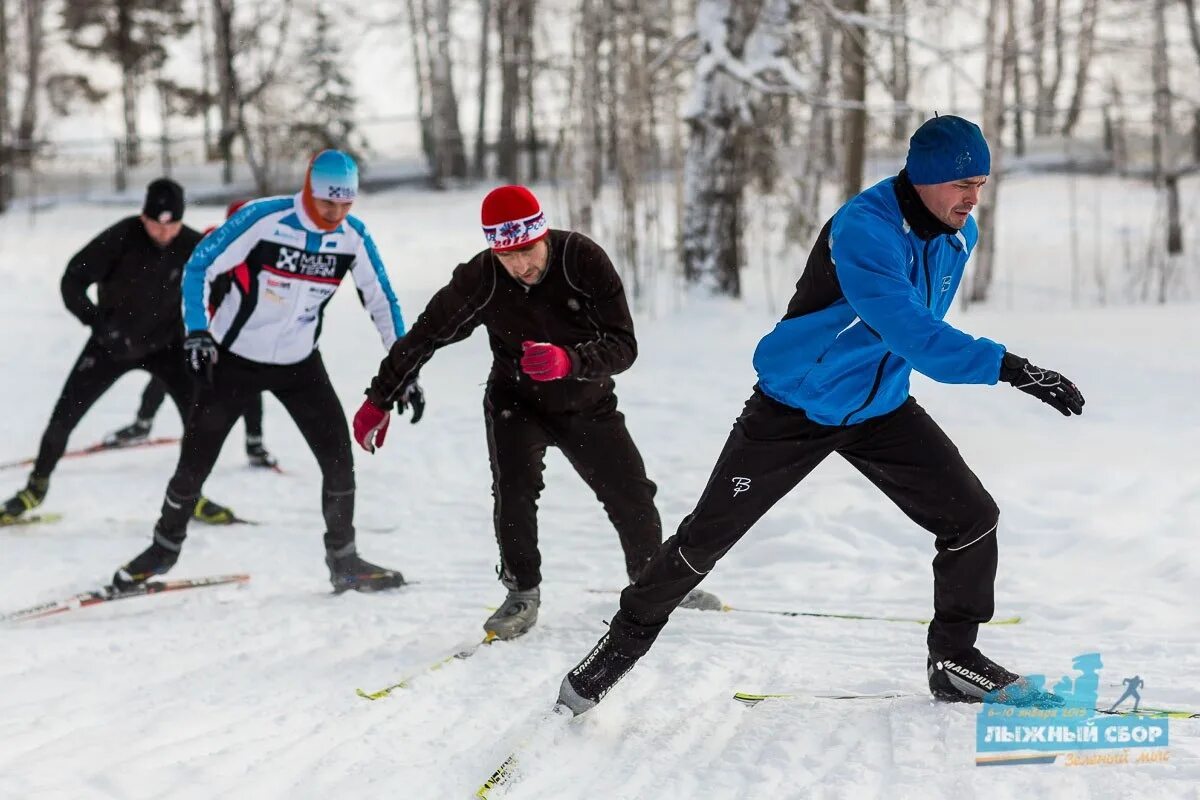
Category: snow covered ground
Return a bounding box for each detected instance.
[0,182,1197,799]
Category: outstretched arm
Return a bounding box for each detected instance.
[367,258,492,408]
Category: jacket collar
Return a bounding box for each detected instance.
[893,170,957,241]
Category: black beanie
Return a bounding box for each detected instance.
[143,178,185,223]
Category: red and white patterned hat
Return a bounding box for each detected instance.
[481,185,549,251]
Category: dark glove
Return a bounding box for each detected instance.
[999,352,1084,416]
[93,321,136,360]
[396,382,425,424]
[183,330,219,386]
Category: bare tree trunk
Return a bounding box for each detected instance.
[0,0,10,210]
[569,0,604,231]
[117,1,140,168]
[969,0,1006,305]
[1034,0,1064,135]
[1107,76,1127,172]
[1060,0,1098,137]
[15,0,45,155]
[888,0,909,144]
[195,0,214,159]
[429,0,468,185]
[681,0,764,296]
[472,0,490,178]
[518,0,538,181]
[818,17,836,168]
[840,0,867,201]
[1182,0,1200,72]
[1030,0,1046,134]
[496,0,520,181]
[1153,0,1180,302]
[1005,0,1025,156]
[212,0,237,184]
[402,0,435,171]
[1151,0,1173,183]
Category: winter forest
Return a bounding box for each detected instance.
[1,1,1199,799]
[1,0,1199,306]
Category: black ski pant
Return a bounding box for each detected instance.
[154,350,356,553]
[31,339,195,481]
[138,377,263,439]
[611,390,1000,660]
[484,386,662,591]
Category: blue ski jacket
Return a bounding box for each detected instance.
[752,174,1005,426]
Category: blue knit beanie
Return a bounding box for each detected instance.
[905,115,990,185]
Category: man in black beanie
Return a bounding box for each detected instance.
[1,178,237,527]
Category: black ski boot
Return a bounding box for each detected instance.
[1,477,49,524]
[245,436,278,469]
[326,549,405,593]
[558,632,641,716]
[102,418,152,448]
[929,647,1061,707]
[112,539,181,591]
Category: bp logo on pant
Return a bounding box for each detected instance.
[975,652,1170,767]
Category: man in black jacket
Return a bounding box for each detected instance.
[1,179,234,526]
[353,185,717,639]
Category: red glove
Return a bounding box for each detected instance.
[520,341,572,381]
[353,399,390,453]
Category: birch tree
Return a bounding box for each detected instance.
[840,0,867,200]
[15,0,46,154]
[428,0,468,184]
[968,0,1006,305]
[1060,0,1099,137]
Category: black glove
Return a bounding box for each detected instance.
[999,352,1084,416]
[93,320,136,360]
[396,381,425,424]
[183,330,219,386]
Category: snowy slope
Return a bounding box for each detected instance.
[0,184,1197,799]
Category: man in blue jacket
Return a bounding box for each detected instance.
[558,116,1085,714]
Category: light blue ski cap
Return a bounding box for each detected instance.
[306,149,359,202]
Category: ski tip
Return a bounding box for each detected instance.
[991,616,1022,625]
[355,688,385,701]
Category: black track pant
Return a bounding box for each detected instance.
[138,377,263,439]
[484,388,662,591]
[612,390,1000,660]
[31,339,195,481]
[155,350,356,553]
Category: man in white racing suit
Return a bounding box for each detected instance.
[113,150,423,592]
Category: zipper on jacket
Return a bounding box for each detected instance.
[840,353,892,426]
[922,239,934,306]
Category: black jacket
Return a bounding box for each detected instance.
[369,229,638,414]
[60,216,203,361]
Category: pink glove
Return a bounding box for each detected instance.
[521,341,572,382]
[353,399,390,453]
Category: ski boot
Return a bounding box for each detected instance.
[558,632,641,716]
[929,647,1062,707]
[112,538,181,591]
[192,497,237,525]
[102,418,152,448]
[245,436,278,469]
[1,477,49,525]
[483,586,540,640]
[326,548,405,593]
